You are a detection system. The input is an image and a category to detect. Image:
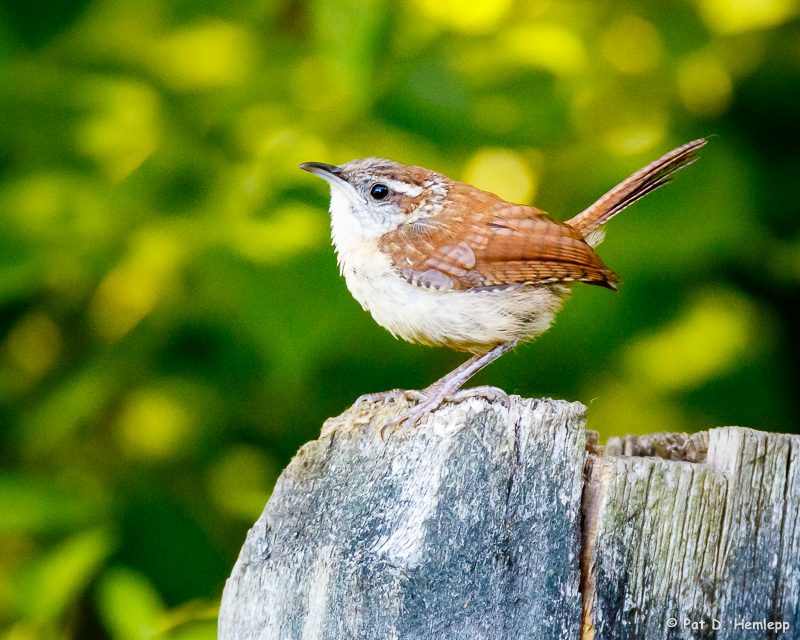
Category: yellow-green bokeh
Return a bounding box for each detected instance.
[1,0,798,637]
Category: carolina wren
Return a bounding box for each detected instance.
[300,139,706,435]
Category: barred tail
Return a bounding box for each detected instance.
[566,139,707,247]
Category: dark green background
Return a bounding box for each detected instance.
[1,0,798,637]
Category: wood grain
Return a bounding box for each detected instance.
[219,399,800,640]
[219,396,586,640]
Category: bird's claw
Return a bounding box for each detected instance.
[378,385,510,441]
[355,389,408,406]
[379,402,434,441]
[445,385,510,408]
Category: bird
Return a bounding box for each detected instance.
[300,139,706,436]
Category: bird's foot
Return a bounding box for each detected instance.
[446,385,510,407]
[354,388,426,407]
[379,385,510,440]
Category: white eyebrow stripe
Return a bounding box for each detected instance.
[383,179,424,197]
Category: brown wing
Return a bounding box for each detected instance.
[380,183,620,292]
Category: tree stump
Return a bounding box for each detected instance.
[219,396,800,639]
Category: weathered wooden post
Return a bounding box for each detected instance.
[219,395,800,639]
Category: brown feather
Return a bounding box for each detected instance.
[566,138,706,237]
[380,180,620,292]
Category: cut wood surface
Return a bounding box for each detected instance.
[219,396,800,640]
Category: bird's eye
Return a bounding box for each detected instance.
[370,183,390,200]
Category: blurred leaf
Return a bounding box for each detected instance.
[412,0,513,33]
[15,528,116,624]
[166,620,217,640]
[585,379,687,439]
[1,312,62,390]
[625,289,762,391]
[207,445,278,520]
[0,172,112,244]
[74,78,163,182]
[115,387,195,460]
[464,148,538,204]
[571,84,668,155]
[502,24,587,76]
[146,21,255,91]
[0,475,106,534]
[309,0,386,111]
[1,0,91,47]
[155,599,218,636]
[692,0,800,33]
[678,51,733,118]
[227,204,326,264]
[19,365,119,455]
[600,16,663,75]
[90,230,187,342]
[0,261,42,305]
[96,566,165,640]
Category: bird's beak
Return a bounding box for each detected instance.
[299,161,363,202]
[299,162,345,185]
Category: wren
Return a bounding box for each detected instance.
[300,139,706,436]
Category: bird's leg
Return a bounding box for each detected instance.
[379,339,519,439]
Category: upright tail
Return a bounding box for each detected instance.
[566,139,707,247]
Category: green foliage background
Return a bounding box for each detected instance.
[0,0,798,636]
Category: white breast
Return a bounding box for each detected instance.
[330,194,571,354]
